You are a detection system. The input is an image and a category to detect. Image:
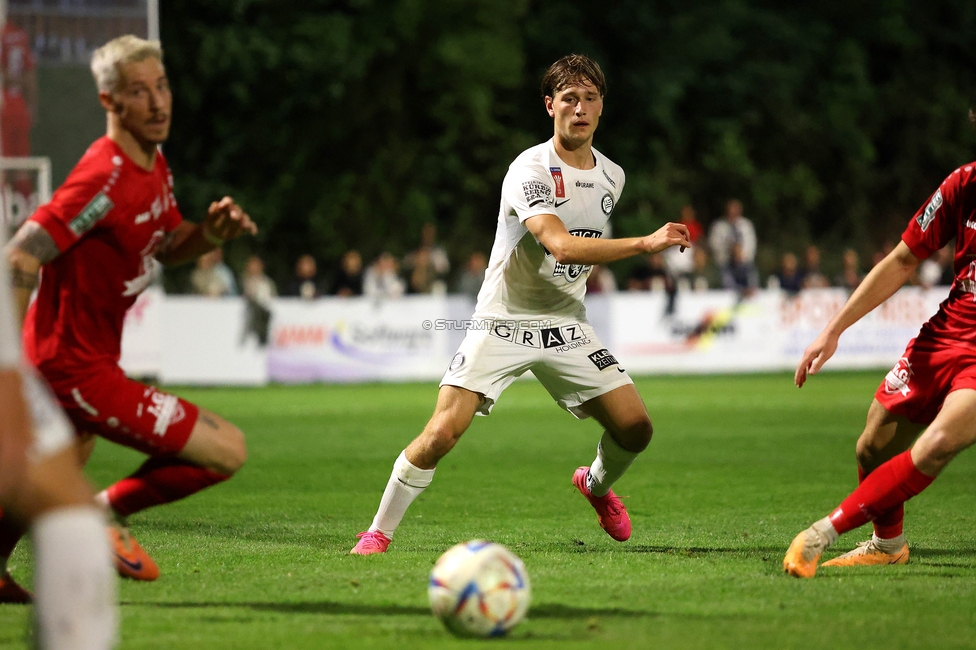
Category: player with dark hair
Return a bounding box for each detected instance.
[0,34,257,593]
[351,54,691,554]
[784,149,976,577]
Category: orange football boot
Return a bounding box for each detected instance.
[109,523,159,581]
[0,572,32,604]
[783,528,826,578]
[821,539,909,568]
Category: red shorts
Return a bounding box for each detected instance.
[45,365,199,456]
[874,335,976,425]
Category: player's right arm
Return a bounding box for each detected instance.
[525,213,690,265]
[795,241,921,387]
[6,222,59,323]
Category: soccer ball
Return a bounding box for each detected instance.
[428,540,531,637]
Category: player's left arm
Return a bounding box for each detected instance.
[155,196,258,266]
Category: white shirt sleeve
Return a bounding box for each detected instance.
[0,229,21,368]
[502,163,558,224]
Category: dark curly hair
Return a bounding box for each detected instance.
[541,54,607,99]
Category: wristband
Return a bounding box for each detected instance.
[202,225,225,246]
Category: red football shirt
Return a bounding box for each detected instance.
[901,162,976,344]
[24,137,182,377]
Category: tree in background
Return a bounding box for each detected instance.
[161,0,976,286]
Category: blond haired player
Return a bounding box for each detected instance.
[351,54,691,554]
[0,222,117,647]
[1,35,257,590]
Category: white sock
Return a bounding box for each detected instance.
[587,431,640,497]
[811,517,839,548]
[873,532,906,552]
[32,506,117,650]
[369,451,435,538]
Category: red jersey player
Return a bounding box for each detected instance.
[0,19,36,159]
[2,35,257,594]
[784,126,976,577]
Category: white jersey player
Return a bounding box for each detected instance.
[351,54,691,555]
[0,224,116,648]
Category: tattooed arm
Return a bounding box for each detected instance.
[5,222,60,324]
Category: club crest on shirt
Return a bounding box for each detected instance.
[883,357,913,396]
[601,193,614,216]
[916,189,943,232]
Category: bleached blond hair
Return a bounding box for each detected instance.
[90,35,164,94]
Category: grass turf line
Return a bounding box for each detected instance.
[2,372,975,649]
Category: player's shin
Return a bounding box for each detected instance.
[32,506,117,650]
[369,451,435,538]
[830,451,934,536]
[587,431,639,497]
[858,466,905,541]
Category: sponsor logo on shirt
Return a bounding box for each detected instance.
[489,322,590,352]
[523,180,554,208]
[587,348,619,370]
[883,357,912,396]
[916,189,943,232]
[601,193,615,216]
[550,167,565,198]
[541,228,603,283]
[69,192,113,236]
[602,169,616,188]
[576,181,595,189]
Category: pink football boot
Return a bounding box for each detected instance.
[350,530,392,555]
[572,466,631,541]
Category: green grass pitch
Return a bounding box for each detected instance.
[2,372,976,649]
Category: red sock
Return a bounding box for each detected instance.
[106,457,230,518]
[858,466,904,539]
[830,451,934,535]
[0,508,24,561]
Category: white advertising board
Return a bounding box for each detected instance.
[117,288,951,385]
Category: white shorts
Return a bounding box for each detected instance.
[440,320,634,418]
[22,368,75,460]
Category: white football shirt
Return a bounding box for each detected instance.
[474,139,625,322]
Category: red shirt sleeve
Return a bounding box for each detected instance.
[29,162,115,253]
[901,168,965,260]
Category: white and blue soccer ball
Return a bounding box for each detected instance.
[428,540,531,637]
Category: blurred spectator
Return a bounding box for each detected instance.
[773,252,804,295]
[834,248,863,291]
[918,246,953,289]
[801,245,829,289]
[628,253,676,313]
[586,264,618,295]
[664,205,703,288]
[456,251,487,300]
[724,243,759,296]
[190,248,238,297]
[691,247,717,292]
[331,249,364,297]
[242,255,276,306]
[709,199,758,291]
[2,19,37,207]
[403,222,450,294]
[364,252,406,300]
[242,255,275,346]
[286,254,323,299]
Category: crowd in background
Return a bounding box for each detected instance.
[187,201,957,304]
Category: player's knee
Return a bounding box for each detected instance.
[212,425,247,476]
[613,416,653,453]
[855,436,881,469]
[915,427,960,469]
[422,417,466,455]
